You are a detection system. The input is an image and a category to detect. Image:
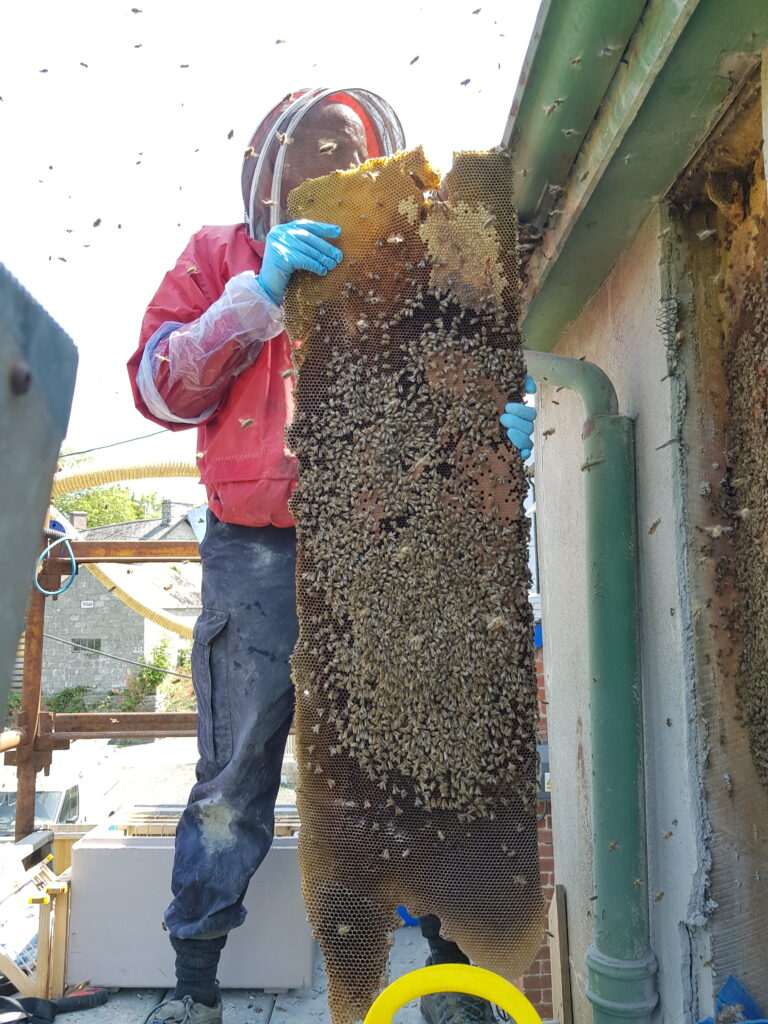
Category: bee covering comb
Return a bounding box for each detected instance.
[285,146,544,1024]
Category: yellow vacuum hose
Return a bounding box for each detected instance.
[51,461,199,498]
[51,461,201,639]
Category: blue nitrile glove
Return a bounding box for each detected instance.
[256,220,343,305]
[500,374,537,458]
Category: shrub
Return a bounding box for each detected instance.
[176,644,192,672]
[157,672,197,712]
[3,690,22,729]
[120,637,173,711]
[43,685,91,714]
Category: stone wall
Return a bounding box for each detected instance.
[41,571,197,704]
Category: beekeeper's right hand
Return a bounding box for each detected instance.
[257,220,343,305]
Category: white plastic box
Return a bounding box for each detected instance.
[67,825,314,990]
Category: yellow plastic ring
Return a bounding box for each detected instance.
[363,963,543,1024]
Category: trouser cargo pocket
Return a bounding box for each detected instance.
[192,609,232,767]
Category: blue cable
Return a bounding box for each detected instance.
[34,534,77,596]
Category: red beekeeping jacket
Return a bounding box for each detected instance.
[126,223,298,528]
[127,88,405,528]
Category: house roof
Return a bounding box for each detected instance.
[79,503,205,543]
[505,0,768,351]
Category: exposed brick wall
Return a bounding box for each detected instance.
[519,645,555,1020]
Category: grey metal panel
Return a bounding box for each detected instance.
[0,263,78,718]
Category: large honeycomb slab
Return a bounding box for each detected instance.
[285,146,544,1024]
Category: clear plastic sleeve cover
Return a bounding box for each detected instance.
[136,272,284,424]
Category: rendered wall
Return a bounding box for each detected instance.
[534,210,711,1024]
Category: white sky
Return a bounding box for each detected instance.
[1,0,539,503]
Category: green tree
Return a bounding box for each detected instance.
[56,485,161,527]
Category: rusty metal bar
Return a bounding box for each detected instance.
[46,540,200,573]
[70,541,199,561]
[47,711,296,740]
[52,712,198,736]
[55,731,198,741]
[15,587,46,841]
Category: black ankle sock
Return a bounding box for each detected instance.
[426,937,471,966]
[170,934,227,1007]
[418,914,471,966]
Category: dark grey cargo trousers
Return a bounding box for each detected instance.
[165,512,298,939]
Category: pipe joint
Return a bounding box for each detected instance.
[586,944,659,1023]
[524,350,619,419]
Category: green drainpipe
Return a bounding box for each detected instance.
[524,351,658,1024]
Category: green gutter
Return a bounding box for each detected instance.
[525,351,657,1024]
[502,0,647,226]
[514,0,768,350]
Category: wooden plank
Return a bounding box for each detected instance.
[48,881,70,999]
[52,827,93,874]
[0,950,36,997]
[115,808,300,838]
[274,821,301,836]
[33,897,52,998]
[122,822,179,837]
[549,884,573,1024]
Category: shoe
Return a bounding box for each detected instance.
[143,994,223,1023]
[420,959,496,1024]
[420,989,497,1024]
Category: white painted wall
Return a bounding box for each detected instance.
[533,210,710,1024]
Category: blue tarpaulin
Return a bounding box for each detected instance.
[697,975,766,1024]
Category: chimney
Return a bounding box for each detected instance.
[70,510,87,531]
[161,500,190,526]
